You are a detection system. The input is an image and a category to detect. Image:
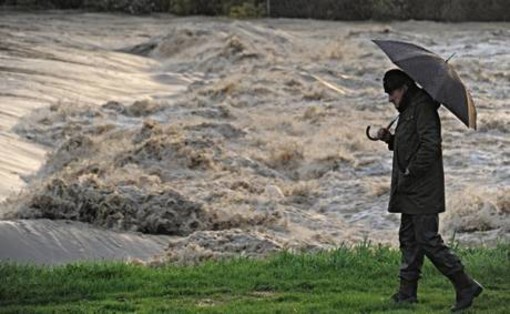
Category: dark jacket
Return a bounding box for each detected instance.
[387,87,445,214]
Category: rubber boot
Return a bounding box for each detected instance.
[448,271,483,312]
[391,279,418,304]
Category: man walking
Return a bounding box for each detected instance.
[376,69,483,312]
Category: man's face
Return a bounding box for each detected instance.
[388,86,406,109]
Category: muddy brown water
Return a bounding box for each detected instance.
[0,12,508,264]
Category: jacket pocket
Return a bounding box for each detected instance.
[397,172,416,194]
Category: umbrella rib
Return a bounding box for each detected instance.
[445,52,457,63]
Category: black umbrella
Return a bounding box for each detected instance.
[373,40,477,130]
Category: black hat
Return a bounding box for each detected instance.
[383,69,414,93]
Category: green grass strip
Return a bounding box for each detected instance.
[0,243,508,313]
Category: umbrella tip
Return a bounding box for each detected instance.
[445,52,457,63]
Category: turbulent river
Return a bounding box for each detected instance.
[0,11,508,264]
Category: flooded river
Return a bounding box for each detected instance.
[0,11,508,264]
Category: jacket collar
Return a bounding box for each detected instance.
[397,85,419,113]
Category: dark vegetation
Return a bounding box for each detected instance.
[1,0,508,21]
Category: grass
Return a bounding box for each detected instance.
[0,243,508,313]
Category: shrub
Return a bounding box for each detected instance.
[228,2,265,18]
[167,0,222,15]
[3,0,509,20]
[370,0,409,20]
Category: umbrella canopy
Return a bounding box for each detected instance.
[373,40,477,130]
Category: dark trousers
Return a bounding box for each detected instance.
[399,213,464,281]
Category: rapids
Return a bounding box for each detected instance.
[0,12,508,264]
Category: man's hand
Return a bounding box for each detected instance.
[377,128,392,143]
